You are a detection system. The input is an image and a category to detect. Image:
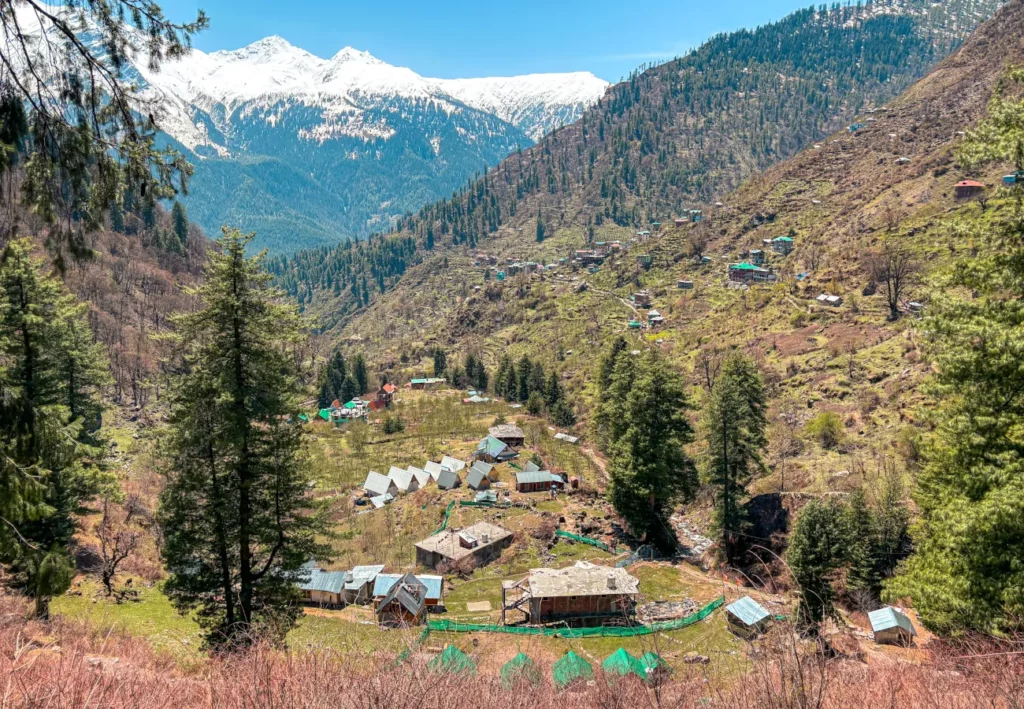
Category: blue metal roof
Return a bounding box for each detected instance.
[726,596,770,626]
[344,565,385,591]
[868,607,916,635]
[373,573,443,600]
[299,569,347,594]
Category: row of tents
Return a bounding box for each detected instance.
[361,457,501,508]
[428,646,666,688]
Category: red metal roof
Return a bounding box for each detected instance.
[956,180,985,187]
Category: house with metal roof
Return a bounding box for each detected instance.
[341,564,386,605]
[373,573,443,610]
[770,235,794,254]
[869,606,916,646]
[415,521,513,570]
[375,572,429,627]
[387,466,419,493]
[440,455,466,472]
[502,561,639,625]
[553,432,579,444]
[470,460,494,480]
[489,424,526,447]
[437,469,462,490]
[728,262,776,284]
[297,568,348,606]
[816,293,843,307]
[523,461,541,473]
[475,435,517,463]
[725,596,771,638]
[516,470,566,493]
[362,471,399,498]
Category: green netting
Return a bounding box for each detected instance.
[459,500,511,508]
[552,651,594,688]
[601,648,647,679]
[432,500,456,534]
[500,652,541,688]
[428,645,476,675]
[393,626,431,666]
[555,530,614,553]
[640,651,665,673]
[427,596,724,637]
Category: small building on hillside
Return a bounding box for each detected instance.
[954,179,986,200]
[636,254,653,267]
[374,573,429,627]
[363,471,399,499]
[816,293,843,307]
[407,466,430,488]
[437,469,462,490]
[750,249,765,265]
[869,607,916,646]
[470,460,494,480]
[475,435,517,463]
[1005,174,1019,186]
[515,470,566,493]
[678,280,694,289]
[440,455,466,473]
[647,309,665,326]
[489,424,526,448]
[387,466,419,494]
[675,218,687,227]
[424,461,447,481]
[502,561,639,625]
[554,432,579,444]
[298,568,348,606]
[375,383,397,407]
[725,596,771,639]
[341,565,386,605]
[632,290,652,307]
[770,236,794,254]
[415,521,513,570]
[373,573,443,609]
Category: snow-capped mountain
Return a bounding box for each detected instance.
[133,36,608,159]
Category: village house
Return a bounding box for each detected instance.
[632,290,652,308]
[678,280,694,289]
[869,607,917,646]
[553,432,579,444]
[636,254,653,267]
[515,469,567,493]
[375,383,397,407]
[954,179,986,200]
[749,249,765,265]
[297,567,348,606]
[647,309,665,326]
[475,435,518,463]
[489,424,526,448]
[770,236,794,254]
[501,561,639,626]
[374,573,430,627]
[340,565,386,605]
[816,293,843,307]
[725,596,771,638]
[1005,174,1019,186]
[674,218,687,227]
[415,521,513,570]
[728,262,776,284]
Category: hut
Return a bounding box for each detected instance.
[869,607,916,646]
[387,466,419,493]
[489,424,526,448]
[429,646,476,675]
[602,648,647,679]
[375,572,429,627]
[341,565,386,605]
[297,568,347,606]
[677,280,694,289]
[501,653,541,688]
[954,179,986,200]
[440,455,466,472]
[552,651,594,689]
[515,470,566,493]
[437,469,462,490]
[470,460,494,480]
[424,461,447,481]
[362,471,399,498]
[726,596,771,638]
[475,435,518,462]
[407,466,430,488]
[415,521,513,570]
[373,573,443,608]
[466,466,491,490]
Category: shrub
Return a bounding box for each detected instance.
[382,415,405,435]
[805,411,844,449]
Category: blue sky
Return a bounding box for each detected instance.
[160,0,812,82]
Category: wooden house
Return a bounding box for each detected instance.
[489,424,526,448]
[374,573,429,627]
[415,521,513,570]
[466,466,491,490]
[515,470,566,493]
[502,562,639,625]
[954,179,986,200]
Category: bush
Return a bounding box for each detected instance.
[805,411,844,449]
[382,415,405,435]
[526,392,545,415]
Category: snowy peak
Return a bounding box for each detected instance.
[329,46,384,66]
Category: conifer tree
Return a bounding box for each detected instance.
[535,207,545,243]
[351,353,369,395]
[171,201,190,251]
[605,351,696,551]
[788,499,849,635]
[159,228,330,647]
[701,353,767,561]
[886,69,1024,634]
[0,239,112,617]
[317,351,347,408]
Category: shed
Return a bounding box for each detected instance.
[515,470,565,493]
[954,179,985,200]
[475,435,517,462]
[407,466,430,488]
[470,461,494,480]
[363,471,399,498]
[387,466,419,493]
[297,568,347,606]
[466,467,490,490]
[869,606,916,646]
[1005,174,1019,186]
[341,564,386,605]
[677,280,694,289]
[552,651,594,689]
[375,572,429,627]
[602,648,647,679]
[369,493,394,509]
[554,432,579,444]
[440,455,466,472]
[489,424,526,447]
[424,461,446,481]
[437,469,462,490]
[816,293,843,307]
[726,596,771,638]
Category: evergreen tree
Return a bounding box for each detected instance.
[516,356,533,402]
[597,336,629,392]
[0,239,112,618]
[544,370,562,408]
[351,353,369,395]
[535,207,545,243]
[317,351,347,408]
[159,228,330,647]
[432,348,447,378]
[171,201,190,251]
[887,71,1024,634]
[551,399,577,428]
[788,499,849,634]
[701,354,767,561]
[606,351,696,552]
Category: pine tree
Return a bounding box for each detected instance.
[535,207,545,243]
[0,239,112,617]
[351,353,369,395]
[544,370,562,408]
[171,201,189,251]
[886,70,1024,634]
[701,354,767,561]
[318,351,347,408]
[788,499,849,634]
[159,228,330,647]
[606,351,696,551]
[432,348,447,378]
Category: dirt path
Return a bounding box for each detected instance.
[588,285,639,315]
[580,444,610,484]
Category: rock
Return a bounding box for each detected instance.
[683,652,710,665]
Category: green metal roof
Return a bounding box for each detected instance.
[774,236,794,242]
[869,607,916,636]
[476,435,509,457]
[729,262,761,271]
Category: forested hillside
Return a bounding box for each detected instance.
[272,0,1004,322]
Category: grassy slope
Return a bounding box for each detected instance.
[333,0,1024,497]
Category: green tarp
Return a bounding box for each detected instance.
[552,651,593,689]
[640,651,665,673]
[601,648,646,679]
[432,500,456,534]
[428,645,476,675]
[500,652,541,688]
[555,529,613,553]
